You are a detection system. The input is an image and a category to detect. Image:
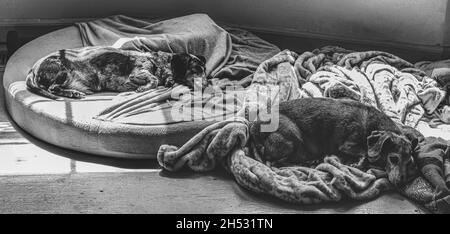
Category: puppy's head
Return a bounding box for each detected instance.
[367,130,419,186]
[171,53,207,89]
[26,50,87,99]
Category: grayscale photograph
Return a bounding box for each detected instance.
[0,0,449,219]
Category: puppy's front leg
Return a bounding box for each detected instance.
[129,70,159,92]
[338,140,368,168]
[164,78,175,88]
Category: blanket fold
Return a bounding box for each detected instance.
[77,14,280,124]
[414,59,450,125]
[241,47,442,128]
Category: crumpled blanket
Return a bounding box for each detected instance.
[157,117,450,213]
[242,47,445,128]
[158,117,450,213]
[414,59,450,125]
[159,46,450,213]
[158,118,393,204]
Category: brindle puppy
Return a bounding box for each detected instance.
[26,46,207,99]
[249,98,419,186]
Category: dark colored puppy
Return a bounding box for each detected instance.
[249,98,419,186]
[26,46,207,99]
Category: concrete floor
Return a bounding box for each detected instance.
[0,82,428,214]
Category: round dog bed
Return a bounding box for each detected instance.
[3,26,215,159]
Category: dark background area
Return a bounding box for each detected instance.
[0,0,449,65]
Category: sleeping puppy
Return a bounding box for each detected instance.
[26,46,207,99]
[249,98,419,186]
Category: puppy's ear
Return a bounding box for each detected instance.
[59,49,70,68]
[195,55,206,65]
[26,66,61,100]
[367,131,392,162]
[171,53,190,80]
[411,138,419,150]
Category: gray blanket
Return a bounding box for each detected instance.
[77,14,280,80]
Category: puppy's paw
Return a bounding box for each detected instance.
[70,91,86,99]
[84,90,95,95]
[130,70,153,84]
[435,186,450,199]
[136,82,158,92]
[164,79,175,88]
[136,87,148,92]
[53,89,86,99]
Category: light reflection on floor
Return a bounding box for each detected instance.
[1,117,450,176]
[0,121,160,175]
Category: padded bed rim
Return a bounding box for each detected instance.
[4,91,214,158]
[3,26,216,159]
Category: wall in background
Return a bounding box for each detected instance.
[0,0,447,45]
[0,0,448,60]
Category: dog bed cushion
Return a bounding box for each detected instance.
[3,14,280,158]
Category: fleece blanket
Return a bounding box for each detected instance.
[158,117,450,213]
[415,60,450,126]
[242,47,446,127]
[77,14,280,124]
[158,47,450,213]
[158,118,394,203]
